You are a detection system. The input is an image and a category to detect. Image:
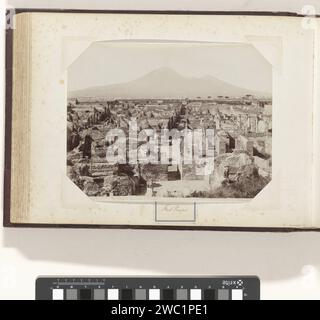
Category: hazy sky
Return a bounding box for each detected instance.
[68,41,272,93]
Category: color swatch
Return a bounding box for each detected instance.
[36,277,260,300]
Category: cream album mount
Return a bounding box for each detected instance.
[4,10,320,230]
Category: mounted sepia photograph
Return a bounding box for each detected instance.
[67,42,272,199]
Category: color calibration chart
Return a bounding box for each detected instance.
[36,276,260,300]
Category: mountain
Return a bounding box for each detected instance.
[69,67,270,99]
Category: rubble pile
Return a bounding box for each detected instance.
[67,95,272,198]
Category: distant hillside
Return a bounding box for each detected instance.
[69,67,271,99]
